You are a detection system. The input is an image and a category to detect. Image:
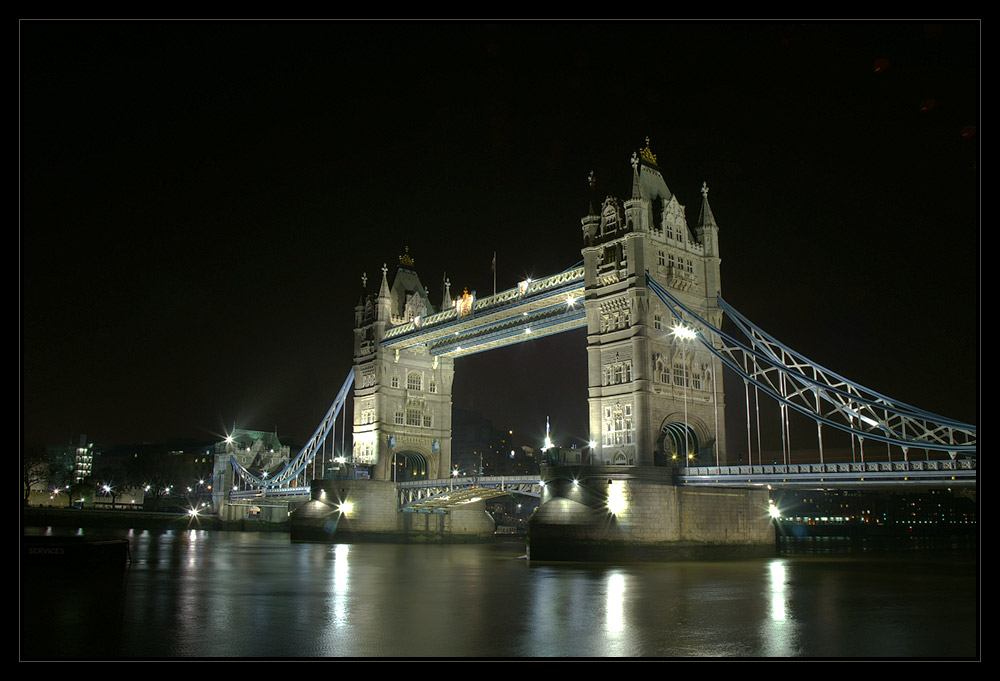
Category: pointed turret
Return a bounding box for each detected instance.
[354,271,368,328]
[582,170,601,246]
[696,181,719,232]
[630,152,643,201]
[695,181,720,258]
[440,273,453,312]
[376,263,391,323]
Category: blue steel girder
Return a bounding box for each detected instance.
[380,265,585,358]
[646,275,976,455]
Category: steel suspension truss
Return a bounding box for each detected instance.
[646,275,976,458]
[230,369,355,490]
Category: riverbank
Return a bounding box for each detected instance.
[21,507,289,533]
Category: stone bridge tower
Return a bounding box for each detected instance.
[352,249,455,481]
[582,140,727,467]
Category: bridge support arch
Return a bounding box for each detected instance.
[386,448,431,482]
[657,415,716,465]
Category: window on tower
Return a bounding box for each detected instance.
[407,372,422,391]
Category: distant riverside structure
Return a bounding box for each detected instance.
[73,435,95,483]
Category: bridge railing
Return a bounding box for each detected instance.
[229,486,311,501]
[682,460,975,476]
[677,459,976,487]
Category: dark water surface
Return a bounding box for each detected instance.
[21,527,978,659]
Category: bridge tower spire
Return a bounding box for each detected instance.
[582,139,727,467]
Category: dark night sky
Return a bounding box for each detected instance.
[21,20,979,455]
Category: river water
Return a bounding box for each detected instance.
[21,527,978,659]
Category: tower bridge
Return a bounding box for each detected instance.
[214,139,975,557]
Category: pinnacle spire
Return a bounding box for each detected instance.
[697,181,719,231]
[357,271,368,307]
[630,152,642,200]
[587,170,598,216]
[441,272,453,312]
[379,263,390,297]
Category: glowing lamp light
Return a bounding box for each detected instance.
[672,324,697,340]
[338,501,354,516]
[607,480,627,516]
[769,500,781,519]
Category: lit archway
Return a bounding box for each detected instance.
[391,450,428,482]
[658,421,701,465]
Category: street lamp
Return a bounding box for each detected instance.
[672,323,696,463]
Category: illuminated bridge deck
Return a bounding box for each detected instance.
[380,266,585,358]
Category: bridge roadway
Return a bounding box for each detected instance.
[229,459,975,511]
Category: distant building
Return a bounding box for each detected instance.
[72,435,94,483]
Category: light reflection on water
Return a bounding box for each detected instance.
[21,527,977,659]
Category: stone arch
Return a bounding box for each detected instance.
[389,449,430,482]
[656,413,711,465]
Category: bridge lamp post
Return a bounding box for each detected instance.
[672,324,697,463]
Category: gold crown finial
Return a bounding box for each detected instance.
[640,136,657,166]
[399,246,415,268]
